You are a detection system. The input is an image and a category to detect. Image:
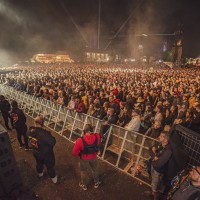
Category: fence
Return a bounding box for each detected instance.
[0,84,199,186]
[171,125,200,166]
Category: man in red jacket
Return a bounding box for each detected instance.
[72,124,101,191]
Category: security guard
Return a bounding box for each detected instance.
[10,100,30,149]
[29,116,60,184]
[0,95,13,130]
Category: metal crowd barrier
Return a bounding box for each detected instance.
[0,84,156,185]
[172,125,200,166]
[1,84,199,186]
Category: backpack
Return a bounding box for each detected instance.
[80,134,98,156]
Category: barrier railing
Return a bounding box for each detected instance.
[172,125,200,166]
[1,84,199,186]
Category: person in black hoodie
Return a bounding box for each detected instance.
[0,95,13,130]
[10,100,30,150]
[28,116,61,184]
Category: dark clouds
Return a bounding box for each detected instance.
[0,0,199,65]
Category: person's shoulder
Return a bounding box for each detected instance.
[43,128,52,135]
[75,137,83,145]
[165,143,173,152]
[33,127,48,134]
[29,126,38,136]
[94,133,101,140]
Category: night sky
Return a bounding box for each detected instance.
[0,0,199,65]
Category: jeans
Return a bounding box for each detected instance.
[80,157,99,185]
[15,125,29,147]
[151,166,164,193]
[2,112,13,129]
[33,152,56,178]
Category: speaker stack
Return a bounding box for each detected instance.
[0,124,22,199]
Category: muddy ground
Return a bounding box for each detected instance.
[2,115,152,200]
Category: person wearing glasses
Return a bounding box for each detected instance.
[170,166,200,200]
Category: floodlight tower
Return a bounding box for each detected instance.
[97,0,101,49]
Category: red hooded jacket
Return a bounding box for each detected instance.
[72,133,101,160]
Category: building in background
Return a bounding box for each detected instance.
[85,50,111,62]
[186,57,200,67]
[31,54,74,63]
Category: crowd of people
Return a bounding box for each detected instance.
[0,63,200,199]
[1,63,200,136]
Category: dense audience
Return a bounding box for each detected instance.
[0,63,200,200]
[0,63,200,136]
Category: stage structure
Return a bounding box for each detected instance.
[85,50,110,62]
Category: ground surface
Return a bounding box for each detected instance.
[3,115,152,200]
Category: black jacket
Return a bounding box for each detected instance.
[92,108,106,120]
[103,114,118,125]
[28,127,56,155]
[151,142,180,185]
[151,143,172,174]
[0,99,11,113]
[11,108,26,127]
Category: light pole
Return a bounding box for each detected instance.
[97,0,101,49]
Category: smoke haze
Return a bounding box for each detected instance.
[0,0,199,65]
